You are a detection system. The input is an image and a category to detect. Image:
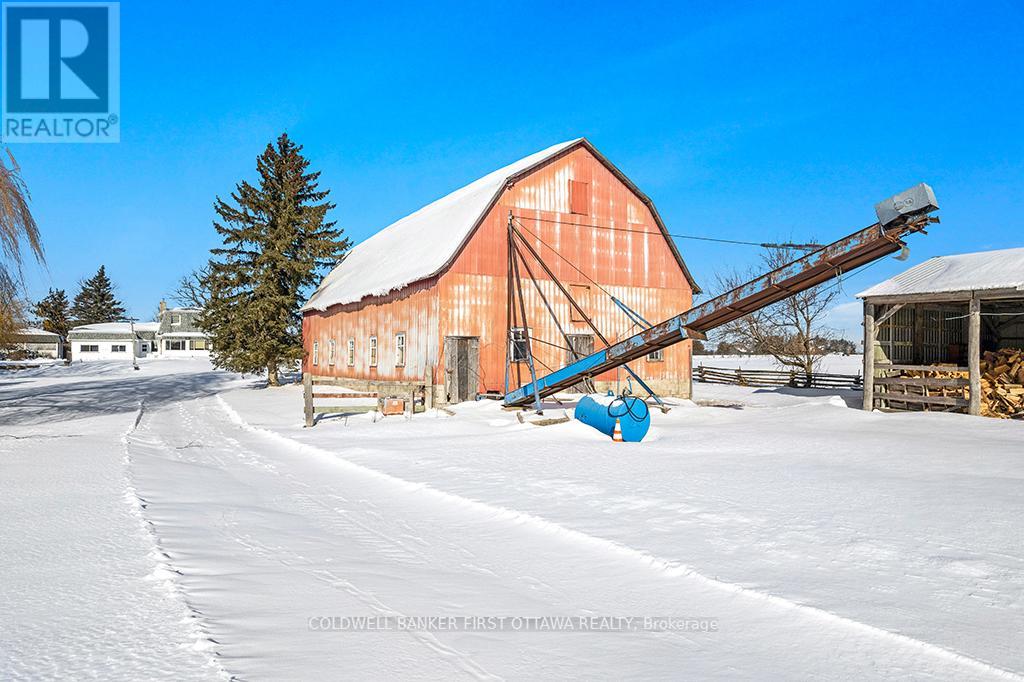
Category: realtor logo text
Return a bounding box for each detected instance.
[2,1,120,142]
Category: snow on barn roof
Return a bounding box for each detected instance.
[302,139,699,312]
[857,247,1024,298]
[303,139,581,311]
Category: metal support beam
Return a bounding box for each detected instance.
[611,296,653,328]
[504,206,938,408]
[511,234,543,414]
[503,214,515,396]
[508,224,665,408]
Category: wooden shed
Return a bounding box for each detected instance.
[301,138,699,405]
[858,247,1024,416]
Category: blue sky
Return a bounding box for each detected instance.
[12,0,1024,338]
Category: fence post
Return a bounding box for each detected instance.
[968,297,981,416]
[863,302,876,411]
[303,372,314,427]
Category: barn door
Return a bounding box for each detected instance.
[565,334,595,393]
[444,336,479,403]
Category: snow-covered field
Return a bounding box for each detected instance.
[3,358,1023,680]
[694,353,863,374]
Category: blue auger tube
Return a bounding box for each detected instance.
[574,395,651,442]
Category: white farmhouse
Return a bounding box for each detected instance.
[68,322,160,360]
[155,304,211,357]
[68,303,211,361]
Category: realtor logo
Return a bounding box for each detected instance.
[2,2,120,142]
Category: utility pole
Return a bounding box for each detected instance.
[123,317,140,370]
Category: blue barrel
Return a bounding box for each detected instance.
[574,395,651,442]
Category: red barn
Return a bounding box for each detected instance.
[301,138,699,404]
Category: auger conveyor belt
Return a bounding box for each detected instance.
[503,206,936,408]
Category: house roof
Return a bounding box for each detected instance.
[9,327,60,343]
[69,321,160,339]
[857,247,1024,299]
[302,138,699,312]
[16,327,59,338]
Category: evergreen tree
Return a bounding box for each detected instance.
[34,288,72,344]
[200,133,348,385]
[71,265,125,324]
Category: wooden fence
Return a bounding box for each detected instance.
[302,374,430,427]
[694,364,863,389]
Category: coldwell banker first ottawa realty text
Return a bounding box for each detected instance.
[2,1,120,143]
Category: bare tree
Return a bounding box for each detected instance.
[171,265,211,308]
[0,297,28,352]
[0,150,42,345]
[712,246,839,376]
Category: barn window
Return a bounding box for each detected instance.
[347,338,355,366]
[369,336,378,367]
[647,349,664,362]
[328,339,336,365]
[569,284,590,322]
[395,333,406,366]
[569,180,590,215]
[312,341,319,366]
[509,328,532,362]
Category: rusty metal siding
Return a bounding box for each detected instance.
[302,277,440,384]
[302,145,694,396]
[439,145,692,394]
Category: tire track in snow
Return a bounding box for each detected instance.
[220,530,500,682]
[122,400,231,681]
[149,397,498,682]
[216,394,1023,681]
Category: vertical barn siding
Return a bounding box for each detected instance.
[438,146,693,395]
[302,144,694,398]
[302,277,439,383]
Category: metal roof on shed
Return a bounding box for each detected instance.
[857,247,1024,298]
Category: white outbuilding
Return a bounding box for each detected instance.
[68,304,213,362]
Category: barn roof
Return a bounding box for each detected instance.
[303,138,699,312]
[857,247,1024,298]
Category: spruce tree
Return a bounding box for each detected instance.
[71,265,126,324]
[34,288,72,342]
[200,133,349,385]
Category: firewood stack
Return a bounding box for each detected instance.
[980,348,1024,419]
[895,348,1024,418]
